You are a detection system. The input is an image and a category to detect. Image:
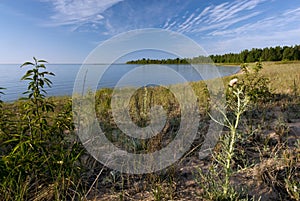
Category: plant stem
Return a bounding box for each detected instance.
[224,89,242,196]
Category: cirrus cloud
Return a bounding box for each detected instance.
[41,0,123,27]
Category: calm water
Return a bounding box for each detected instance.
[0,64,239,102]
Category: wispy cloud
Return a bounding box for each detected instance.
[37,0,300,55]
[99,0,188,35]
[41,0,123,27]
[209,6,300,37]
[41,0,265,36]
[202,6,300,54]
[206,27,300,55]
[165,0,266,34]
[204,0,260,24]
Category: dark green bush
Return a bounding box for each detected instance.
[227,61,272,106]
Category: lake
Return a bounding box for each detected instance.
[0,64,240,102]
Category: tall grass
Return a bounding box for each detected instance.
[0,60,299,200]
[258,62,300,95]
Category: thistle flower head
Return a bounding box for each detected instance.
[229,78,238,87]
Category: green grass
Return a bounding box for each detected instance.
[0,61,299,200]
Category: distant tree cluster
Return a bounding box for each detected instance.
[126,45,300,64]
[210,45,300,63]
[186,56,213,64]
[126,58,189,64]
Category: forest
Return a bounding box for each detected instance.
[126,44,300,64]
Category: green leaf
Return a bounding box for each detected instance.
[21,75,31,80]
[39,79,44,87]
[20,62,34,67]
[3,138,20,144]
[41,89,47,94]
[19,97,29,101]
[37,59,48,63]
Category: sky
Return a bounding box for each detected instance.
[0,0,300,64]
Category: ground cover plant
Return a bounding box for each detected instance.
[0,59,299,200]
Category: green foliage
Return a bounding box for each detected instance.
[284,145,300,201]
[21,57,54,99]
[210,45,300,63]
[0,87,5,156]
[0,58,85,200]
[0,57,299,200]
[196,165,241,201]
[252,60,263,73]
[0,87,4,103]
[128,45,300,64]
[228,62,271,104]
[197,88,249,200]
[126,57,190,64]
[20,57,55,119]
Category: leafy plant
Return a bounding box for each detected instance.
[20,57,55,138]
[197,81,250,200]
[284,148,300,201]
[228,61,271,104]
[0,58,85,200]
[0,87,4,104]
[0,87,5,126]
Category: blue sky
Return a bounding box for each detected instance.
[0,0,300,64]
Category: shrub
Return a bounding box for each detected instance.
[227,61,271,105]
[0,58,85,200]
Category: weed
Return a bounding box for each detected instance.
[230,61,271,104]
[197,81,250,200]
[0,58,85,200]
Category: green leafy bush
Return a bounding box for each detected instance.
[0,58,85,200]
[227,61,271,105]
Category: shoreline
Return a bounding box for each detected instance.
[1,64,240,103]
[2,61,299,103]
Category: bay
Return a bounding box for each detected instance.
[0,64,239,102]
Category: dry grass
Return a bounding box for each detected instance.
[1,61,300,200]
[258,61,300,95]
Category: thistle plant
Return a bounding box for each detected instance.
[197,78,250,200]
[218,85,249,196]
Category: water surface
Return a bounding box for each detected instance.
[0,64,239,102]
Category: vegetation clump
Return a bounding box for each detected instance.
[128,44,300,65]
[0,58,299,200]
[0,58,84,200]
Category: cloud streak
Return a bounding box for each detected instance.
[37,0,300,55]
[41,0,123,27]
[206,27,300,55]
[165,0,266,34]
[209,6,300,37]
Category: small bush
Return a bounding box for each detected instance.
[0,58,85,200]
[227,61,271,105]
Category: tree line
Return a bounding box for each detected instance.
[126,57,189,64]
[210,45,300,63]
[126,44,300,64]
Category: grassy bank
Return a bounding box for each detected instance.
[0,61,299,200]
